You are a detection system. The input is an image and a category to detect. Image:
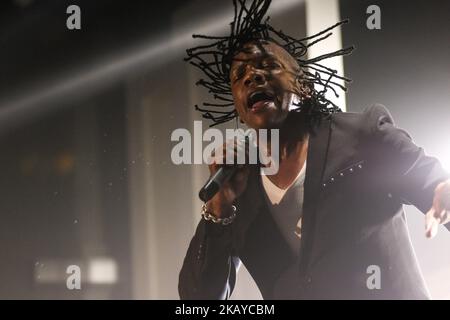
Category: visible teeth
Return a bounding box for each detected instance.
[248,91,273,108]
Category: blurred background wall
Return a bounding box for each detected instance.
[0,0,448,299]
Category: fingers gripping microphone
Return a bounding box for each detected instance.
[199,135,250,202]
[198,166,237,202]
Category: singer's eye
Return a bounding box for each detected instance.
[233,65,246,83]
[262,61,281,69]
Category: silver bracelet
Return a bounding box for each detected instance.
[201,203,237,225]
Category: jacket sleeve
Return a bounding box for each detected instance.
[364,104,450,230]
[178,217,240,299]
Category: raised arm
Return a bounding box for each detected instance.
[179,138,250,299]
[364,104,450,235]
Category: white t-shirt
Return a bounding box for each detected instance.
[260,161,306,257]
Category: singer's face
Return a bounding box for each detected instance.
[230,40,303,130]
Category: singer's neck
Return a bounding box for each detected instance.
[256,111,309,160]
[260,128,308,189]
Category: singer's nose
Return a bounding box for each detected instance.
[244,70,266,86]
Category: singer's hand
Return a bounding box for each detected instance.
[206,138,251,218]
[425,179,450,238]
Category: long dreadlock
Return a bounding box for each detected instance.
[185,0,354,127]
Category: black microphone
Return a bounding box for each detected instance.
[198,166,237,202]
[199,135,250,202]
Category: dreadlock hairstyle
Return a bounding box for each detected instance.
[185,0,354,128]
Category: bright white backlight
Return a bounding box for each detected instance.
[88,257,118,284]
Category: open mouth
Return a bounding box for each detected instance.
[247,90,275,111]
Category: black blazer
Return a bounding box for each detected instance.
[178,104,450,299]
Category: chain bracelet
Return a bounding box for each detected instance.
[201,203,237,225]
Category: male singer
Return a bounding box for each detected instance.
[178,0,450,299]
